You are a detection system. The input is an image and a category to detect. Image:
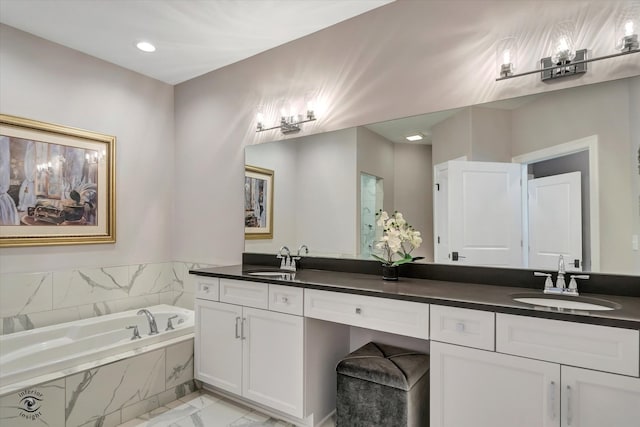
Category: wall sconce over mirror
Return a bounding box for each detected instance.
[496,12,639,82]
[496,37,518,78]
[256,102,317,135]
[616,10,639,51]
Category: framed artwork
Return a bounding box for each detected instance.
[244,165,273,239]
[0,114,116,247]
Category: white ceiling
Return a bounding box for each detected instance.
[0,0,393,85]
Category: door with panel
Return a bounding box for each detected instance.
[447,161,523,267]
[431,341,560,427]
[194,299,243,395]
[561,366,640,427]
[528,171,583,271]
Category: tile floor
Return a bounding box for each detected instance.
[117,390,336,427]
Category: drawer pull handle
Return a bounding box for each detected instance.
[566,385,573,426]
[455,322,465,332]
[241,317,247,340]
[235,316,241,339]
[355,307,362,315]
[549,381,556,420]
[202,285,209,292]
[282,296,289,304]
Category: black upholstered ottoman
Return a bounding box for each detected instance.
[336,342,430,427]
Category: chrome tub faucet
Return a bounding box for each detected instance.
[137,309,159,335]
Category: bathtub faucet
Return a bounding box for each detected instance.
[137,309,159,335]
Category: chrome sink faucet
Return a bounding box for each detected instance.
[277,245,308,271]
[278,246,293,271]
[535,255,589,296]
[137,309,159,335]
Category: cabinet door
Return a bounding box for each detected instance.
[194,299,243,395]
[561,366,640,427]
[431,341,560,427]
[242,307,304,418]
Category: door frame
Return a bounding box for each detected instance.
[512,135,600,271]
[433,156,467,264]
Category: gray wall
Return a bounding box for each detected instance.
[0,24,175,273]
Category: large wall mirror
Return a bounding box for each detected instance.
[246,76,640,276]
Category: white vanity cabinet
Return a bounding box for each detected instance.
[430,341,561,427]
[430,308,640,427]
[560,366,640,427]
[194,278,304,419]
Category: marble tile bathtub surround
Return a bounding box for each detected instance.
[0,338,196,427]
[0,261,213,335]
[0,272,53,318]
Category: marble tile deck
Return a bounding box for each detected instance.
[117,390,336,427]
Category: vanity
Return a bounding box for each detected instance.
[196,73,640,427]
[189,259,640,427]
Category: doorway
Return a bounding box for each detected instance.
[513,135,599,272]
[360,173,383,258]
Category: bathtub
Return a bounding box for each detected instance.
[0,304,194,396]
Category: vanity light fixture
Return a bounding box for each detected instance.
[496,17,639,82]
[496,37,518,78]
[616,16,639,51]
[256,105,316,135]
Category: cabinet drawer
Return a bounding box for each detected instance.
[219,279,268,309]
[192,275,219,301]
[269,284,303,316]
[304,289,429,339]
[496,313,639,377]
[430,304,495,351]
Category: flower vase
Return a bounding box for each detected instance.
[382,265,399,281]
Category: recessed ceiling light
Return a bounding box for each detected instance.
[136,41,156,53]
[405,134,424,142]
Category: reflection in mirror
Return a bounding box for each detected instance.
[246,76,640,276]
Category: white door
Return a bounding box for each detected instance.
[433,163,449,263]
[448,161,522,267]
[194,300,243,395]
[528,172,582,271]
[561,366,640,427]
[242,307,304,418]
[430,342,561,427]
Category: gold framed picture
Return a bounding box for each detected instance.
[0,114,116,247]
[244,165,273,239]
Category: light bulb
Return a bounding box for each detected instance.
[496,37,517,78]
[502,49,511,65]
[256,112,264,123]
[625,20,634,36]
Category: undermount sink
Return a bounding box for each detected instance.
[245,270,295,279]
[511,293,621,311]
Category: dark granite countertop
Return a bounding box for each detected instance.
[191,264,640,330]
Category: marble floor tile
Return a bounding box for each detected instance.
[116,390,335,427]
